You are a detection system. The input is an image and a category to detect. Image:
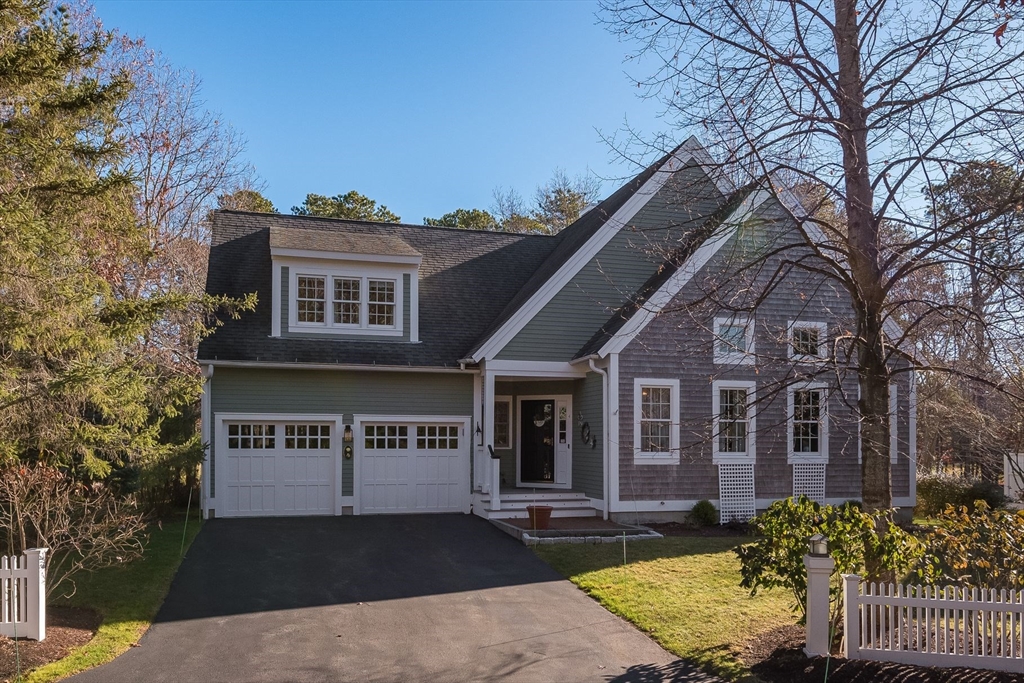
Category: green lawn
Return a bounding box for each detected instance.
[535,536,796,681]
[26,510,203,683]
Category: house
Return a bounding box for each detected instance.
[197,138,917,523]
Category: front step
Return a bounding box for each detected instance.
[472,490,598,520]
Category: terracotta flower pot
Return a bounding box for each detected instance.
[527,505,554,530]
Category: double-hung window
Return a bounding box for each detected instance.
[789,321,827,361]
[714,315,754,365]
[712,381,756,462]
[296,276,326,323]
[293,271,399,332]
[333,278,361,325]
[634,379,679,463]
[788,384,828,462]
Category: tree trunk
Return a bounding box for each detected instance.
[834,0,892,511]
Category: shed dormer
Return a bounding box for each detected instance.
[269,227,422,342]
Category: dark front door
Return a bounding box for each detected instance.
[520,399,555,483]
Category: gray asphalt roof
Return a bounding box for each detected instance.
[198,213,558,367]
[198,143,692,368]
[269,226,421,257]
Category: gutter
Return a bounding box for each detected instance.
[200,359,478,374]
[586,355,611,521]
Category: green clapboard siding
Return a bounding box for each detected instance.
[280,267,413,342]
[497,163,725,361]
[573,372,604,500]
[209,367,473,497]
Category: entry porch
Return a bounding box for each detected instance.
[469,360,608,520]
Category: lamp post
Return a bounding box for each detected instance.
[803,534,834,657]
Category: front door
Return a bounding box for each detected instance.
[518,396,571,488]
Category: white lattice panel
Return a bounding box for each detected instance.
[792,462,827,504]
[718,463,755,523]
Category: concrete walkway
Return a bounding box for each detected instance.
[70,515,720,682]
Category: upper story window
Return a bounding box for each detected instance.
[290,269,402,334]
[633,378,680,464]
[712,380,756,462]
[297,276,326,323]
[714,315,754,365]
[270,226,420,340]
[789,321,828,361]
[788,384,828,462]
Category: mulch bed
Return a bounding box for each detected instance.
[643,521,752,537]
[0,606,100,682]
[745,625,1024,683]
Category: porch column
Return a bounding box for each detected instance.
[483,366,500,511]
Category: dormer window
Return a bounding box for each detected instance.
[294,272,399,331]
[270,226,421,340]
[297,276,326,323]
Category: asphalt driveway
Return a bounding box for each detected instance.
[71,514,719,683]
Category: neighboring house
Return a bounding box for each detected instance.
[197,138,917,523]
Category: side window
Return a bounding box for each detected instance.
[712,381,756,461]
[788,385,828,461]
[714,315,754,365]
[494,398,512,449]
[633,379,680,463]
[789,321,827,360]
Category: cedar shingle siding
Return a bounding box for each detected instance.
[616,197,913,507]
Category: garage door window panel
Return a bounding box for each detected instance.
[285,424,331,449]
[417,425,458,449]
[365,425,409,449]
[227,423,276,449]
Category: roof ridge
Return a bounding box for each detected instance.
[216,209,555,239]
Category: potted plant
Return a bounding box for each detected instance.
[527,505,554,530]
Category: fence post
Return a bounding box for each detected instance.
[23,548,46,641]
[804,552,835,657]
[842,574,860,659]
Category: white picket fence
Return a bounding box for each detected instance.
[843,575,1024,673]
[0,549,47,641]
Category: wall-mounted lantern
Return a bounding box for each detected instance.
[475,421,483,446]
[343,424,354,459]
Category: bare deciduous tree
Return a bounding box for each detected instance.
[602,0,1024,510]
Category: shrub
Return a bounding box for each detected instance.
[0,464,148,598]
[916,474,1006,517]
[690,499,718,526]
[917,501,1024,591]
[735,497,922,623]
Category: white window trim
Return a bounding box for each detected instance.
[633,378,680,465]
[787,320,828,362]
[494,395,512,449]
[787,382,829,464]
[890,382,899,464]
[286,262,405,337]
[713,315,755,365]
[712,380,757,464]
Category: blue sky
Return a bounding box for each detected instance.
[92,1,670,223]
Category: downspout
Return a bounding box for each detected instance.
[588,357,610,520]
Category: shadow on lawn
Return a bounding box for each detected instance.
[607,658,725,682]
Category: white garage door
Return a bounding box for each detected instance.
[360,422,467,514]
[221,421,334,517]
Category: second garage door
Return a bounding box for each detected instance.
[360,422,468,514]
